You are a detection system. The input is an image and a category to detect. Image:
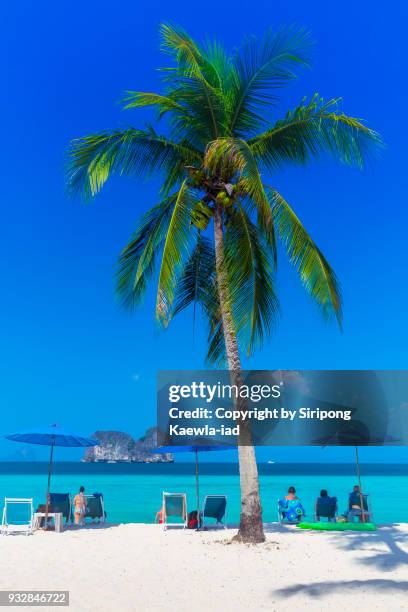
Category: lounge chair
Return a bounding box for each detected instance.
[347,493,372,522]
[162,492,187,530]
[277,498,306,524]
[201,495,227,529]
[315,496,337,522]
[49,493,72,523]
[1,498,34,535]
[85,493,106,523]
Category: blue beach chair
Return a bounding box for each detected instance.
[201,495,227,529]
[85,493,106,523]
[347,493,372,522]
[49,493,72,523]
[315,496,337,522]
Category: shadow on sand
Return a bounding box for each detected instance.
[332,523,408,571]
[274,579,408,599]
[272,524,408,600]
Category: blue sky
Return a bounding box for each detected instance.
[0,0,407,462]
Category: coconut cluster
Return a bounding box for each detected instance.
[216,185,236,208]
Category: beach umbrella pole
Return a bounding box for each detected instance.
[44,438,55,529]
[355,446,366,523]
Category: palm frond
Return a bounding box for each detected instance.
[159,24,226,140]
[269,188,342,324]
[172,234,225,363]
[206,310,226,366]
[160,23,220,87]
[67,127,201,198]
[173,234,216,316]
[116,194,179,309]
[122,92,186,118]
[249,94,383,169]
[160,23,205,77]
[156,180,196,325]
[229,26,311,136]
[225,205,279,355]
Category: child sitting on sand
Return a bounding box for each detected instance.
[155,506,164,524]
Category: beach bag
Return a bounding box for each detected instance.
[187,510,198,529]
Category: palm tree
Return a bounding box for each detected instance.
[67,24,381,543]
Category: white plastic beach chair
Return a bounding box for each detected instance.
[201,495,227,529]
[1,498,34,535]
[162,492,187,530]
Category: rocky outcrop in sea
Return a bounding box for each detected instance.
[83,427,173,463]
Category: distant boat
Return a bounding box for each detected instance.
[107,460,117,464]
[267,460,275,464]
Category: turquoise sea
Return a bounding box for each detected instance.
[0,463,407,524]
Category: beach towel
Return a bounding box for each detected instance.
[278,498,305,522]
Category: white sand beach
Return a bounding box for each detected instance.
[0,523,407,611]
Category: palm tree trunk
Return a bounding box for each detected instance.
[213,203,265,543]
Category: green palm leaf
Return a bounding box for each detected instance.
[116,193,181,309]
[67,127,201,198]
[122,92,186,118]
[156,180,195,325]
[174,237,226,366]
[160,23,220,87]
[249,94,382,169]
[173,235,224,361]
[173,234,216,316]
[269,188,342,324]
[229,26,311,136]
[225,205,279,355]
[159,24,225,139]
[206,311,225,366]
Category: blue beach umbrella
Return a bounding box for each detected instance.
[6,425,99,524]
[155,444,235,526]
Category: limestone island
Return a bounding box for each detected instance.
[82,428,173,463]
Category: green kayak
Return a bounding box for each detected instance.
[297,521,377,531]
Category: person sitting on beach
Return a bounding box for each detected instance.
[73,486,87,526]
[348,485,368,522]
[279,487,305,523]
[315,489,337,522]
[349,485,362,506]
[155,506,164,524]
[285,486,299,501]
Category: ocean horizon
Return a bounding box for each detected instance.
[0,462,406,524]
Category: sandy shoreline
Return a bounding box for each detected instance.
[0,523,407,611]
